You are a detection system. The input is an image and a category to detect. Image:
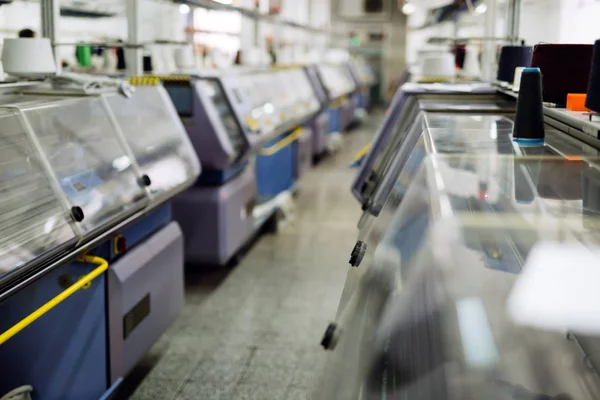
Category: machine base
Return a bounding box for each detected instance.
[197,161,248,186]
[108,221,185,384]
[341,98,356,131]
[311,112,330,157]
[295,127,313,180]
[0,263,107,400]
[256,133,296,200]
[173,167,256,266]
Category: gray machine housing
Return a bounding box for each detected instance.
[108,221,185,383]
[173,168,256,266]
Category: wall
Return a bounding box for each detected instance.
[557,0,600,44]
[518,0,562,45]
[518,0,599,45]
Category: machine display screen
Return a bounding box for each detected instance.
[200,79,246,154]
[165,84,194,117]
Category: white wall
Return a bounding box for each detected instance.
[558,0,600,44]
[518,0,562,45]
[518,0,599,45]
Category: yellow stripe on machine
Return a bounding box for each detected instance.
[353,142,372,164]
[258,128,304,156]
[128,75,192,86]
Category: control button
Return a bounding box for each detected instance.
[138,174,152,187]
[114,235,127,255]
[71,206,85,222]
[349,240,367,267]
[321,323,338,350]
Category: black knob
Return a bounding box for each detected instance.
[513,68,545,144]
[71,206,85,222]
[321,323,338,350]
[586,39,600,114]
[138,174,152,187]
[349,240,367,267]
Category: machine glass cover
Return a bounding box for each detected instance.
[22,97,149,234]
[319,65,346,99]
[0,108,76,280]
[242,73,276,131]
[257,73,280,130]
[317,153,600,400]
[105,86,201,196]
[198,79,246,155]
[276,70,296,119]
[291,69,320,114]
[362,100,423,207]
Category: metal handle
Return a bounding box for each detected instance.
[0,255,109,345]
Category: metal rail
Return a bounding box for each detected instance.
[0,255,109,345]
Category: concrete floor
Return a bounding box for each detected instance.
[118,113,379,400]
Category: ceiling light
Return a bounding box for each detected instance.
[402,2,416,15]
[179,3,190,14]
[475,3,487,14]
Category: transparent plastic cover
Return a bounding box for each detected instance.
[0,108,76,278]
[21,96,148,234]
[319,64,356,99]
[318,153,600,400]
[104,86,201,196]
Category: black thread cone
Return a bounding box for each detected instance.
[497,45,532,83]
[513,68,545,142]
[586,39,600,113]
[531,44,593,106]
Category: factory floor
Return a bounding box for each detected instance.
[118,112,381,400]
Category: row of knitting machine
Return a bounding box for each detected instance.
[0,59,376,400]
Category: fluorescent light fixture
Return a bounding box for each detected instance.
[179,3,191,14]
[475,3,487,14]
[213,0,233,3]
[402,2,416,15]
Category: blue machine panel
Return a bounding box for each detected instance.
[256,134,295,201]
[328,107,342,135]
[0,262,107,400]
[109,204,172,260]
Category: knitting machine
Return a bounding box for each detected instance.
[0,81,200,400]
[160,67,320,265]
[317,43,600,398]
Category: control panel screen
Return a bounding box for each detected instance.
[200,79,246,154]
[165,84,194,117]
